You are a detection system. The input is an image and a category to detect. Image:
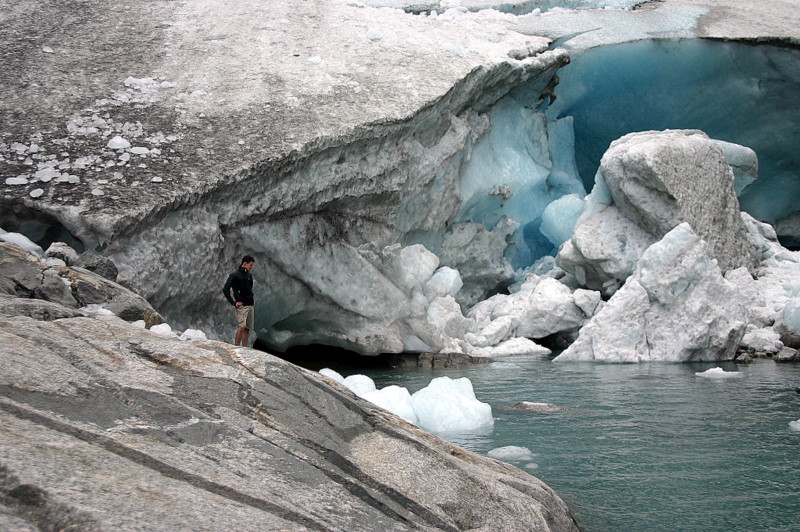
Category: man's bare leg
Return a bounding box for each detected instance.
[241,328,250,347]
[235,326,245,346]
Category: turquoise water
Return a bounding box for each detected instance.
[355,357,800,531]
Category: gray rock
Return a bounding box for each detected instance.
[0,296,83,321]
[734,351,754,364]
[33,269,78,308]
[44,242,79,266]
[0,310,578,531]
[74,251,118,282]
[774,346,799,363]
[0,242,43,297]
[779,331,800,350]
[1,241,162,326]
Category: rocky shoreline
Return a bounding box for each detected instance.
[0,239,578,531]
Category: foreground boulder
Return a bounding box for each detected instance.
[0,247,578,531]
[558,130,760,294]
[556,224,748,363]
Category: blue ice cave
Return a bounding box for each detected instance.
[455,38,800,269]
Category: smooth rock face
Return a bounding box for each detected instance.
[556,223,748,362]
[0,245,579,531]
[558,130,760,294]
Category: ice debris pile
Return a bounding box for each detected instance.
[320,370,494,433]
[0,76,181,200]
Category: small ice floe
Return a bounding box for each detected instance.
[5,176,28,185]
[488,445,535,462]
[151,176,163,183]
[695,367,742,379]
[510,401,567,414]
[789,419,800,432]
[179,329,207,341]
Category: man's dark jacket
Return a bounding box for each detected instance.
[223,266,254,306]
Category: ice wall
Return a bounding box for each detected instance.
[544,39,800,236]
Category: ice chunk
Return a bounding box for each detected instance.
[487,445,535,462]
[179,329,207,341]
[107,136,131,150]
[149,323,176,337]
[410,376,493,433]
[5,177,28,185]
[130,146,150,155]
[423,266,463,299]
[790,419,800,432]
[362,385,419,425]
[366,28,383,41]
[0,232,44,256]
[131,320,146,329]
[783,298,800,332]
[557,224,748,362]
[342,374,377,397]
[319,368,345,383]
[540,193,584,247]
[695,367,742,379]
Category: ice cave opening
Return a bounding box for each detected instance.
[541,38,800,248]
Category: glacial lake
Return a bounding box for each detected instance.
[351,357,800,531]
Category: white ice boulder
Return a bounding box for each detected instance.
[0,232,44,256]
[489,277,587,340]
[362,385,419,425]
[740,327,783,354]
[556,223,748,363]
[410,376,493,433]
[179,329,207,341]
[790,420,800,432]
[319,368,345,384]
[149,323,177,337]
[468,337,551,358]
[426,295,473,339]
[423,266,463,299]
[342,374,377,397]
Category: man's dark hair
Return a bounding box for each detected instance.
[241,255,255,264]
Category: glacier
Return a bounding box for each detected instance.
[2,0,800,363]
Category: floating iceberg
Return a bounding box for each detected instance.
[326,372,494,433]
[411,376,494,433]
[487,445,535,462]
[695,367,742,379]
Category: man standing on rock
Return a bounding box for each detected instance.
[223,255,255,347]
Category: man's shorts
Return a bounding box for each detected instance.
[236,305,254,330]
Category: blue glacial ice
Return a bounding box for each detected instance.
[544,39,800,230]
